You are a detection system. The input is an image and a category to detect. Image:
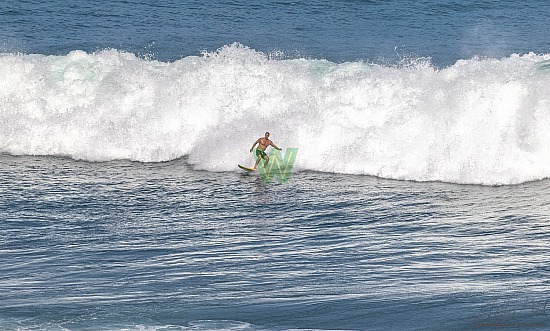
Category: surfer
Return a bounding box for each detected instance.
[250,132,282,170]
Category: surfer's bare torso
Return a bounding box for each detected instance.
[250,132,282,169]
[256,137,272,151]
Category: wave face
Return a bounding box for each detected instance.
[1,44,550,185]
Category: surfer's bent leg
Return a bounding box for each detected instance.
[253,149,269,169]
[254,149,262,169]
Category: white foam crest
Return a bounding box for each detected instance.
[1,44,550,185]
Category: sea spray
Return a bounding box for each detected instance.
[1,44,550,185]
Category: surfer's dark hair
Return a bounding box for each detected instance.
[265,131,270,135]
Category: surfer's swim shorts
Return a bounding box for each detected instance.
[256,149,267,159]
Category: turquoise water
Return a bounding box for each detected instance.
[1,0,550,330]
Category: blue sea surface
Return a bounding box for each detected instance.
[1,0,550,330]
[1,155,549,330]
[2,0,550,66]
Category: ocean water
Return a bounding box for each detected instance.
[1,0,550,330]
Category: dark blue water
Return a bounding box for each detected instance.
[1,155,549,330]
[2,0,550,66]
[1,0,550,330]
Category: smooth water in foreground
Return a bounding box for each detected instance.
[1,155,548,330]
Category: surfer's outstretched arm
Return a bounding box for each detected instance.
[250,139,260,152]
[270,142,282,150]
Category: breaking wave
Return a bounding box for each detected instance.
[2,43,550,185]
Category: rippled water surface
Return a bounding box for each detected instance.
[1,155,549,330]
[3,0,550,65]
[2,0,550,329]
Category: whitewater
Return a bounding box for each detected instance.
[2,44,550,185]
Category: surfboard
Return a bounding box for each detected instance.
[238,164,256,172]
